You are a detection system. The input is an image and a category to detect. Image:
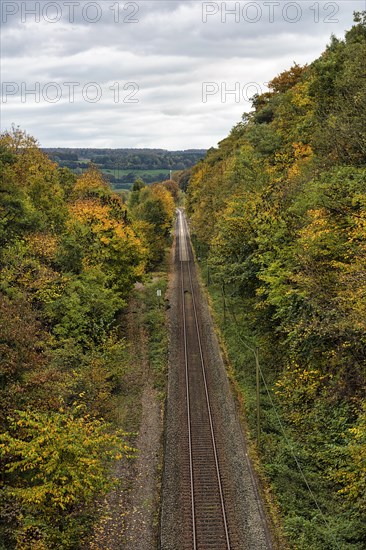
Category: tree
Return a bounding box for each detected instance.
[160,179,180,203]
[65,198,146,294]
[128,177,145,209]
[0,407,133,548]
[268,63,307,93]
[0,128,68,237]
[131,184,175,265]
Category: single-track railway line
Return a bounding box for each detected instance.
[178,209,233,549]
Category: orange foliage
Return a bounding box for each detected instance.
[269,63,307,93]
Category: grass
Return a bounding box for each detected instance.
[140,271,169,397]
[102,168,171,183]
[114,269,169,432]
[101,168,172,189]
[102,168,170,176]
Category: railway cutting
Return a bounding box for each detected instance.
[161,210,273,550]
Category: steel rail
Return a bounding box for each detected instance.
[179,212,197,549]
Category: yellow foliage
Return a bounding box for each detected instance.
[151,183,175,222]
[69,199,114,230]
[25,233,58,261]
[72,166,110,198]
[292,142,313,160]
[67,198,147,284]
[299,209,331,246]
[275,365,330,428]
[290,81,313,109]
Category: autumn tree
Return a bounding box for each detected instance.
[0,407,133,548]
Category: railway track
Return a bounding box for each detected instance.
[177,209,236,549]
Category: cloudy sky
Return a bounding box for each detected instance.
[1,0,364,149]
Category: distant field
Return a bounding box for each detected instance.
[102,168,172,189]
[43,148,205,189]
[44,149,206,189]
[102,168,170,178]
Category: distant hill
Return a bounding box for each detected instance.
[43,148,206,189]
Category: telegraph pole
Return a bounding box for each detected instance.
[255,347,260,446]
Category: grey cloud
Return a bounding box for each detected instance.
[2,1,362,60]
[1,0,364,148]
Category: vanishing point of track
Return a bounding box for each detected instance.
[177,210,234,549]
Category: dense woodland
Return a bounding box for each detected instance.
[0,131,177,548]
[187,13,366,549]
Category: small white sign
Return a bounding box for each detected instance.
[156,289,162,297]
